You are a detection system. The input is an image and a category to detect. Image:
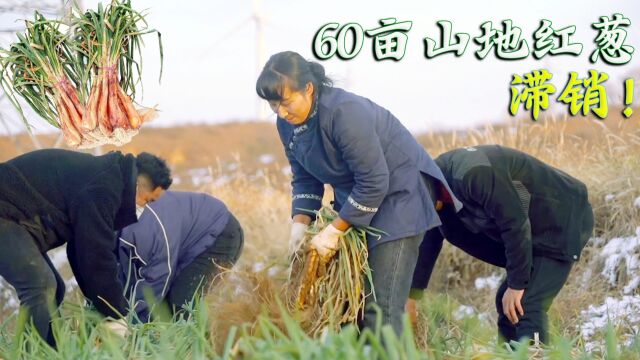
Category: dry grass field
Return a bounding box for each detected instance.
[0,109,639,358]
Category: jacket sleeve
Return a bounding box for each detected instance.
[331,102,390,227]
[119,224,172,322]
[411,228,445,291]
[69,187,128,318]
[278,122,325,220]
[462,166,533,290]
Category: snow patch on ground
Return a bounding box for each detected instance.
[48,248,68,270]
[580,295,640,352]
[226,162,239,172]
[474,273,502,291]
[259,154,275,165]
[0,279,18,311]
[600,228,640,294]
[454,305,475,321]
[187,167,214,187]
[252,262,266,273]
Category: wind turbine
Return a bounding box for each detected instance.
[252,0,269,121]
[202,0,271,121]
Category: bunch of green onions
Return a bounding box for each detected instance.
[72,0,162,137]
[290,207,379,337]
[0,12,85,142]
[0,0,162,148]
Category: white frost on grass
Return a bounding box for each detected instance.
[474,273,502,291]
[226,162,239,172]
[267,267,279,278]
[252,262,266,273]
[589,237,606,248]
[0,278,18,311]
[48,247,68,270]
[478,312,492,323]
[188,167,214,187]
[580,295,640,352]
[600,228,640,294]
[65,277,78,293]
[454,305,475,321]
[259,154,275,165]
[211,175,232,188]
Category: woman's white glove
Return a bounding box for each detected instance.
[310,224,344,262]
[289,222,309,255]
[102,318,129,338]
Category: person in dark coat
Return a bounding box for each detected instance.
[117,190,244,321]
[255,51,461,335]
[0,149,171,347]
[409,145,594,344]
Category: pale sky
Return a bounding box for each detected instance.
[0,0,638,135]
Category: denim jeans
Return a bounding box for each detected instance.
[362,232,424,336]
[0,219,65,347]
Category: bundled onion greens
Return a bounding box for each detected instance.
[0,0,162,148]
[291,207,379,336]
[0,12,85,143]
[72,0,162,136]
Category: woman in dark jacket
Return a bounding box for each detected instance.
[255,51,461,335]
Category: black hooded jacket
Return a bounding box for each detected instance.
[413,145,592,290]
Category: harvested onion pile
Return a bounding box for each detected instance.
[0,0,162,148]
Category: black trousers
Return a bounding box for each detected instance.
[437,207,581,344]
[495,256,572,344]
[166,214,244,312]
[0,219,65,347]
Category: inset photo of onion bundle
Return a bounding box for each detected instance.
[0,0,162,148]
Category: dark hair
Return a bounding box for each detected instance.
[255,51,333,101]
[135,152,172,190]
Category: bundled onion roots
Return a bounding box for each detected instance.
[208,207,379,348]
[289,207,377,336]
